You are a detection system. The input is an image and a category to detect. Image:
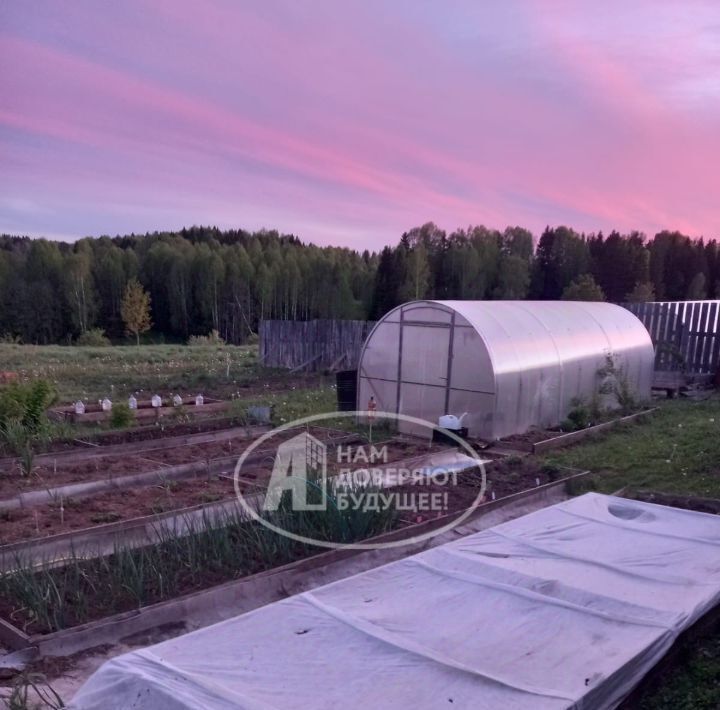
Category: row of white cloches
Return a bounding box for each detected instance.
[73,394,205,415]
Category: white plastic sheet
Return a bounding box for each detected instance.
[71,493,720,709]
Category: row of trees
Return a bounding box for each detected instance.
[0,228,374,344]
[0,224,718,344]
[370,225,720,318]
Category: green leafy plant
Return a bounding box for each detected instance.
[597,353,637,415]
[562,397,591,432]
[540,463,562,482]
[2,672,65,709]
[0,380,55,474]
[0,380,56,432]
[108,401,135,429]
[75,328,111,347]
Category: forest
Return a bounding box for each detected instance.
[0,223,717,344]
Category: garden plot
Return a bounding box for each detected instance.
[0,437,587,644]
[0,464,587,643]
[0,439,575,553]
[0,403,592,646]
[0,424,360,501]
[0,433,457,546]
[49,396,229,424]
[493,407,656,454]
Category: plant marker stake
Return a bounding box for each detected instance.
[535,477,540,487]
[53,459,57,475]
[491,491,496,501]
[34,510,39,534]
[368,396,377,446]
[60,496,64,525]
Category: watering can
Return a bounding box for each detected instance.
[438,412,467,431]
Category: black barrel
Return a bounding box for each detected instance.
[336,369,358,411]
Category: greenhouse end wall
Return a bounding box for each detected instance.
[357,300,654,440]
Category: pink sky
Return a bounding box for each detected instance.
[1,0,719,248]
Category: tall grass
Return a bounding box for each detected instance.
[0,482,395,634]
[0,343,260,402]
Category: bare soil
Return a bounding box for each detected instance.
[0,438,447,544]
[496,428,556,446]
[388,456,563,522]
[0,425,356,499]
[0,474,261,545]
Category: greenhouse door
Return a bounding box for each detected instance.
[397,322,452,434]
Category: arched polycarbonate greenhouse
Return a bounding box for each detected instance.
[357,300,654,440]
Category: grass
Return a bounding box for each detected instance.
[0,481,395,634]
[232,385,338,425]
[0,343,264,402]
[635,631,720,709]
[544,395,720,497]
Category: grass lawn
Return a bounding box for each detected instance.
[636,632,720,710]
[545,395,720,497]
[0,343,313,403]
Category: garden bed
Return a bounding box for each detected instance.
[390,455,570,522]
[0,414,268,462]
[51,399,230,424]
[495,407,657,454]
[0,436,452,544]
[0,468,589,650]
[0,425,358,501]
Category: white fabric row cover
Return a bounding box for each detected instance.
[71,493,720,710]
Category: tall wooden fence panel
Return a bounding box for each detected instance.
[623,300,720,374]
[260,319,376,372]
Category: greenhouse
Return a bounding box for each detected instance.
[357,300,654,440]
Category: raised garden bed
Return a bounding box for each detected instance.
[0,436,451,543]
[494,407,657,455]
[0,468,589,655]
[0,413,274,463]
[49,396,226,424]
[0,425,359,502]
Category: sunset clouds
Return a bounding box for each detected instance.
[1,0,719,247]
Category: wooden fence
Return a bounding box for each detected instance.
[262,303,720,376]
[259,319,376,372]
[623,300,720,374]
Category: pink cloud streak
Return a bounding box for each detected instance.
[2,0,720,244]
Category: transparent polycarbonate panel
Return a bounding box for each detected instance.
[399,324,450,387]
[449,325,494,393]
[357,376,397,416]
[447,389,495,439]
[435,300,654,433]
[400,303,453,324]
[397,382,447,436]
[358,322,400,381]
